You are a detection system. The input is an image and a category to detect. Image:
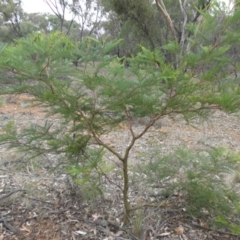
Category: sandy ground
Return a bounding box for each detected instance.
[0,93,240,239]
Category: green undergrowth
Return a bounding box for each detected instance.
[135,147,240,234]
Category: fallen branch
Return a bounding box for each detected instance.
[189,222,240,237]
[0,216,19,234]
[0,189,25,202]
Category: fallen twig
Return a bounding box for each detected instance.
[0,216,19,234]
[0,189,25,202]
[26,197,54,204]
[189,222,240,237]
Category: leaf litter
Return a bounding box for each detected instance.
[0,94,240,239]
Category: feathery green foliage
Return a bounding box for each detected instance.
[1,9,240,226]
[137,147,240,231]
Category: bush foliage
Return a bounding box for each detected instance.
[137,147,240,225]
[0,23,240,226]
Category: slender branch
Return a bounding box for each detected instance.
[43,0,74,33]
[6,67,56,95]
[178,0,188,57]
[0,190,25,202]
[155,0,178,42]
[124,106,135,138]
[75,110,124,161]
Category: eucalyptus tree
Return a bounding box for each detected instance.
[43,0,74,33]
[0,0,24,39]
[43,0,105,40]
[101,0,215,61]
[101,0,162,57]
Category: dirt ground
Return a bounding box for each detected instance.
[0,94,240,240]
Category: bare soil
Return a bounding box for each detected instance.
[0,94,240,240]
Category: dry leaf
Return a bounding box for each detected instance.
[114,230,123,237]
[158,232,171,236]
[174,225,184,235]
[75,230,87,235]
[92,213,101,221]
[20,224,31,233]
[117,122,128,130]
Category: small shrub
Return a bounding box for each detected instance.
[132,207,144,237]
[1,26,240,225]
[137,147,240,231]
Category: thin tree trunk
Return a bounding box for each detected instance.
[123,158,131,224]
[178,0,188,57]
[155,0,178,42]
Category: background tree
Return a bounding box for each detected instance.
[100,0,219,62]
[101,0,162,57]
[72,0,105,41]
[0,0,24,40]
[43,0,105,41]
[235,0,240,8]
[43,0,75,33]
